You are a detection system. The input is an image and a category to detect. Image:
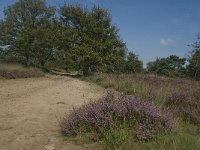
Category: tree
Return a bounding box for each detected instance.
[147,55,186,77]
[59,5,127,75]
[0,2,129,74]
[0,0,55,66]
[187,35,200,79]
[125,52,143,73]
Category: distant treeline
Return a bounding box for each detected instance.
[0,0,199,79]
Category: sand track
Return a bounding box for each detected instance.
[0,75,104,150]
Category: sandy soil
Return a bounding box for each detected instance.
[0,75,105,150]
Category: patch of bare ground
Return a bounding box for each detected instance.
[0,75,105,150]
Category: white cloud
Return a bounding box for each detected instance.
[160,38,175,46]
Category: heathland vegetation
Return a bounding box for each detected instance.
[0,0,200,150]
[1,0,199,78]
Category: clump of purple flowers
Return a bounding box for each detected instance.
[60,92,173,141]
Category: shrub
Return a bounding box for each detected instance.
[60,92,173,141]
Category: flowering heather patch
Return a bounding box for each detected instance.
[60,92,173,141]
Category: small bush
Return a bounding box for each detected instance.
[60,92,173,142]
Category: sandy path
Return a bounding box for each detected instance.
[0,75,105,150]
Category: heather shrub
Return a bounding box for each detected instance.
[60,92,173,142]
[82,74,200,149]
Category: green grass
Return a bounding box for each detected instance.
[139,133,200,150]
[102,127,133,150]
[100,120,200,150]
[63,130,200,150]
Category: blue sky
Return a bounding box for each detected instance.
[1,0,200,65]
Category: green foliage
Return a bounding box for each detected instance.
[0,1,143,75]
[59,5,127,75]
[146,34,200,79]
[125,52,143,73]
[187,50,200,79]
[147,55,186,77]
[1,0,200,79]
[187,35,200,80]
[0,47,4,57]
[0,0,56,66]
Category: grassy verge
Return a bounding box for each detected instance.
[61,73,200,149]
[0,63,44,79]
[82,74,199,105]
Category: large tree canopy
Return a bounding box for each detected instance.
[0,0,142,75]
[0,0,56,66]
[59,5,127,74]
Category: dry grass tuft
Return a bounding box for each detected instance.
[0,63,44,79]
